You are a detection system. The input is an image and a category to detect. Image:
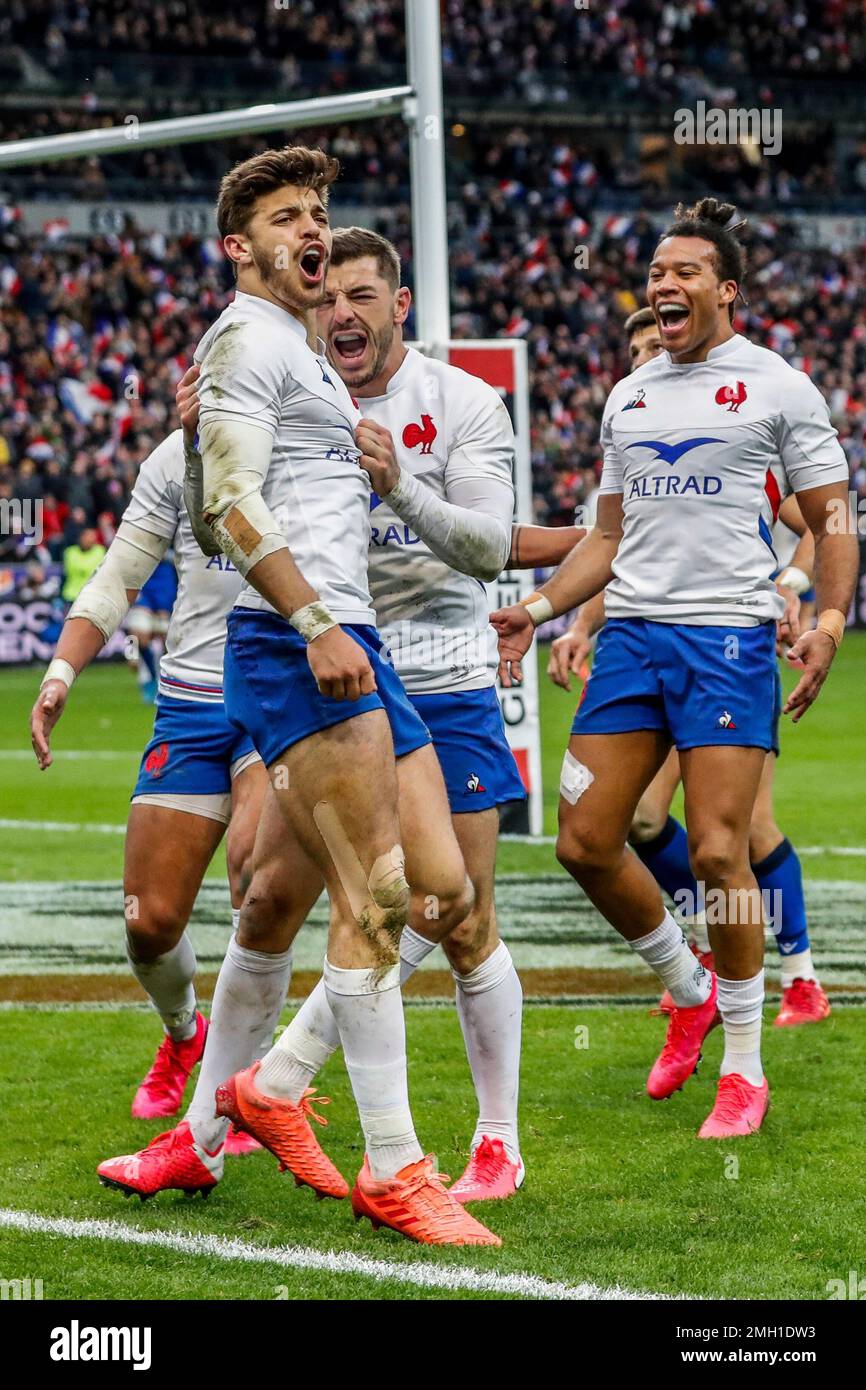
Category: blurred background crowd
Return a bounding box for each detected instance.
[2,0,865,595]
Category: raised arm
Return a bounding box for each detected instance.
[30,520,167,769]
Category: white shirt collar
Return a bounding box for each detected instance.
[663,333,744,370]
[232,289,309,342]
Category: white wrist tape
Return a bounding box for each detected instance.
[67,522,167,642]
[520,591,554,627]
[41,658,76,690]
[290,601,338,643]
[777,565,811,595]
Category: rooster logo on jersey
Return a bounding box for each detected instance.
[402,414,437,454]
[715,380,748,412]
[144,742,170,778]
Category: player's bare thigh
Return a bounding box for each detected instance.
[267,708,405,969]
[225,757,269,906]
[394,742,473,942]
[236,782,324,955]
[124,803,226,959]
[557,730,672,864]
[628,746,682,845]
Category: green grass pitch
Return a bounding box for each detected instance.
[0,639,864,1299]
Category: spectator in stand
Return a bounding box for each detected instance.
[61,526,105,604]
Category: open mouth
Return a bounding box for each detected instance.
[331,330,369,364]
[656,300,691,336]
[299,244,326,285]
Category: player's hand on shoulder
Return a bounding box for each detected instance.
[29,680,68,770]
[782,627,836,722]
[306,625,377,701]
[490,603,534,688]
[356,418,399,496]
[176,363,201,445]
[548,628,591,690]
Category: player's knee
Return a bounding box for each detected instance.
[689,835,747,886]
[628,801,668,845]
[440,898,495,973]
[124,893,185,958]
[367,846,411,941]
[239,867,297,949]
[556,824,616,879]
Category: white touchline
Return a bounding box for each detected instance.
[500,835,866,856]
[0,1208,675,1301]
[0,819,126,835]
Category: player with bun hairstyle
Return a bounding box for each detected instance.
[494,197,857,1139]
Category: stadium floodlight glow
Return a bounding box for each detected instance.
[0,87,413,167]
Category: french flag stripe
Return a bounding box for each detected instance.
[763,468,782,522]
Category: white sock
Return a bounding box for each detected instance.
[629,911,712,1008]
[324,957,423,1181]
[718,971,764,1086]
[686,911,710,954]
[127,933,197,1040]
[257,976,339,1102]
[780,947,817,990]
[186,934,293,1152]
[257,925,435,1102]
[454,941,522,1162]
[399,925,437,981]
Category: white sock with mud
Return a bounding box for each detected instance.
[126,932,198,1041]
[454,941,522,1162]
[718,971,765,1086]
[186,934,293,1152]
[256,926,436,1102]
[629,911,712,1008]
[324,957,423,1181]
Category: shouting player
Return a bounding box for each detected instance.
[550,306,832,1027]
[167,146,498,1245]
[494,198,857,1139]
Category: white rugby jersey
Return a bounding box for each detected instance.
[195,290,373,625]
[598,334,849,625]
[362,348,515,693]
[122,431,243,703]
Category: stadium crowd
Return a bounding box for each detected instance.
[1,0,865,577]
[3,0,862,93]
[2,201,866,561]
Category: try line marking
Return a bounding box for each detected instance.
[0,1208,671,1301]
[2,818,864,856]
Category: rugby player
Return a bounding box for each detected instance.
[493,199,857,1138]
[550,307,832,1027]
[162,146,499,1245]
[28,431,290,1152]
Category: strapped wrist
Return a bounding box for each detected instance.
[41,657,76,690]
[290,601,338,644]
[816,609,846,649]
[520,591,554,627]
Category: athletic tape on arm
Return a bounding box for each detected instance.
[384,469,512,581]
[198,417,288,576]
[67,521,168,641]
